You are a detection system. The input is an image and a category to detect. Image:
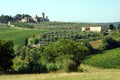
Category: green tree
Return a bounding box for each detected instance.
[43,39,90,71]
[109,24,115,30]
[0,40,14,72]
[13,14,23,21]
[0,15,10,23]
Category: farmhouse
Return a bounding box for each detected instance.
[82,26,108,33]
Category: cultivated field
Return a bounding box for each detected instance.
[0,27,45,47]
[83,48,120,68]
[0,64,120,80]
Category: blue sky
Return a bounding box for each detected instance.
[0,0,120,22]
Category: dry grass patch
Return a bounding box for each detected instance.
[0,64,120,80]
[89,40,102,48]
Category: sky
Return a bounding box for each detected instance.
[0,0,120,22]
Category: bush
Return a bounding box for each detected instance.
[62,58,77,72]
[13,47,47,73]
[46,63,58,72]
[100,37,119,50]
[13,58,47,73]
[28,62,47,73]
[13,58,29,73]
[81,40,95,54]
[55,54,77,72]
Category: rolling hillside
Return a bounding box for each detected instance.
[82,48,120,68]
[0,27,45,47]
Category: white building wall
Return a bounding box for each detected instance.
[81,27,86,32]
[90,26,101,32]
[82,26,102,32]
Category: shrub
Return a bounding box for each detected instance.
[28,62,47,73]
[55,54,77,72]
[13,47,47,73]
[13,58,47,73]
[100,37,119,50]
[46,63,58,72]
[13,58,29,73]
[81,40,95,54]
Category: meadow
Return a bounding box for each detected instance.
[0,27,45,47]
[0,64,120,80]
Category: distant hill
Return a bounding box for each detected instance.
[90,22,120,27]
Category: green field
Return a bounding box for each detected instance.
[0,64,120,80]
[0,27,45,47]
[82,48,120,68]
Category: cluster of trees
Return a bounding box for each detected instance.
[0,14,32,23]
[0,38,95,73]
[13,39,95,73]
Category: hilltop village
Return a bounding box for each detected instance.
[0,12,49,24]
[20,12,49,23]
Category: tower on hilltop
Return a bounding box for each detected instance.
[42,12,45,19]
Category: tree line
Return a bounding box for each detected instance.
[0,39,95,73]
[0,14,32,23]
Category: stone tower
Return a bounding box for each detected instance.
[42,12,45,19]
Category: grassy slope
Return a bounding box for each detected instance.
[0,28,45,47]
[0,64,120,80]
[82,48,120,68]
